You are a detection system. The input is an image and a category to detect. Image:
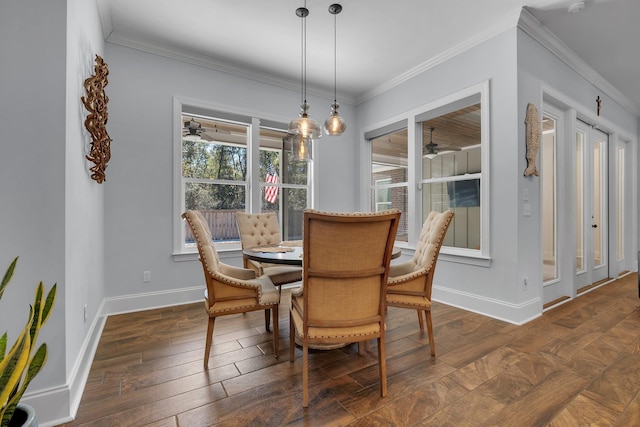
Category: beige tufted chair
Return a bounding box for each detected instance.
[183,210,280,368]
[289,208,401,407]
[386,210,453,356]
[235,212,302,289]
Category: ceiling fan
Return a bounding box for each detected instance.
[423,127,461,159]
[182,118,230,141]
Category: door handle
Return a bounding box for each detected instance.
[592,224,598,228]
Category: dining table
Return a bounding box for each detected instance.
[242,240,402,266]
[243,240,402,351]
[242,240,402,350]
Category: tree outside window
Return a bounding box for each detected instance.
[179,114,310,249]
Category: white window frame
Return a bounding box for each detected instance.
[172,97,313,259]
[361,81,490,264]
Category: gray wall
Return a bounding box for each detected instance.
[0,0,105,424]
[517,24,638,310]
[356,28,528,321]
[102,43,358,302]
[0,0,68,406]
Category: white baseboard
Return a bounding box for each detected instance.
[21,285,205,426]
[433,284,541,325]
[101,285,205,316]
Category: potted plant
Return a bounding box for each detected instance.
[0,257,56,427]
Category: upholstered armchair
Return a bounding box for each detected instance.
[386,210,453,356]
[235,212,302,289]
[183,210,280,368]
[289,209,401,407]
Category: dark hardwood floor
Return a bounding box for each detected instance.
[58,273,640,426]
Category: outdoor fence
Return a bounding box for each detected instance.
[184,209,303,243]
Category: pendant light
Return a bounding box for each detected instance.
[324,3,346,136]
[284,133,312,162]
[288,2,322,139]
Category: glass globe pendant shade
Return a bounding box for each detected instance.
[324,101,346,135]
[284,133,312,162]
[288,101,322,139]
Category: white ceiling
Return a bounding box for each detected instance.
[97,0,640,112]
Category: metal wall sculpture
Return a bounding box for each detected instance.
[81,55,111,183]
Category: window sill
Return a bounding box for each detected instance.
[172,247,243,263]
[172,251,199,262]
[438,251,491,267]
[398,245,492,268]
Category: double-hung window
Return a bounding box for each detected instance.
[173,101,310,255]
[419,96,483,253]
[366,81,489,260]
[369,124,409,242]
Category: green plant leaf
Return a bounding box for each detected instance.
[1,400,18,427]
[0,333,6,363]
[0,257,18,301]
[4,343,48,423]
[0,315,31,409]
[29,282,45,347]
[0,258,56,427]
[41,283,57,326]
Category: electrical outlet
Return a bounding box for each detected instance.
[143,270,151,282]
[84,304,88,323]
[523,277,529,287]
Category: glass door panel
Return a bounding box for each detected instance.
[542,115,557,283]
[575,129,585,273]
[592,140,604,267]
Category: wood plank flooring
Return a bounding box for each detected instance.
[58,274,640,426]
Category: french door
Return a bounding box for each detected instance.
[575,120,609,291]
[542,108,610,307]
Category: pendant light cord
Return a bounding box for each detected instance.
[332,9,337,103]
[302,0,307,105]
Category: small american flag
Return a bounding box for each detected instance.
[265,163,279,203]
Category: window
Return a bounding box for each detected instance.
[364,81,489,260]
[420,100,482,252]
[369,126,409,242]
[174,101,311,254]
[259,128,308,241]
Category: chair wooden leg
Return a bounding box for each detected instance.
[358,341,364,355]
[377,336,387,397]
[289,311,295,362]
[272,304,279,358]
[302,342,309,407]
[417,309,424,331]
[204,316,215,369]
[265,309,271,332]
[425,310,435,356]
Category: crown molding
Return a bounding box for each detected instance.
[95,0,113,39]
[518,8,640,117]
[103,31,353,105]
[356,9,523,105]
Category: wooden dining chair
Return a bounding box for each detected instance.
[386,210,453,356]
[289,208,401,407]
[235,212,302,289]
[183,210,280,368]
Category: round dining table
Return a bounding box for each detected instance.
[243,241,401,351]
[242,243,401,266]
